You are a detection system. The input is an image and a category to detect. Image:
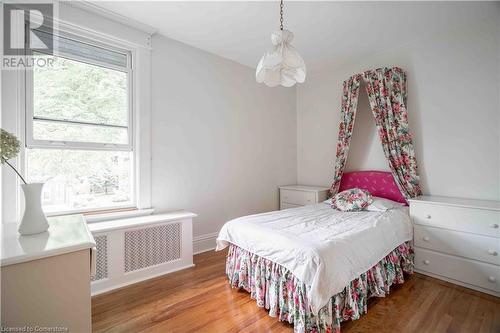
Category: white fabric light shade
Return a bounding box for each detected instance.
[256,29,306,87]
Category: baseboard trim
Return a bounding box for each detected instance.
[193,232,218,254]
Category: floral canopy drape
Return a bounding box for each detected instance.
[330,67,422,200]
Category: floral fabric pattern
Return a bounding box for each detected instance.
[331,188,373,212]
[330,75,362,195]
[362,68,421,199]
[330,67,421,200]
[226,241,414,333]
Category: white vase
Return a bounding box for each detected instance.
[18,183,49,235]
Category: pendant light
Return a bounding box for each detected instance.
[256,0,306,87]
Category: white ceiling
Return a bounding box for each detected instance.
[90,1,497,71]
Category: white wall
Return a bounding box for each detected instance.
[151,35,297,239]
[297,17,500,201]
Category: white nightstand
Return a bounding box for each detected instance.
[279,185,330,210]
[409,195,500,297]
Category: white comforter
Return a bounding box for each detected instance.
[216,203,412,314]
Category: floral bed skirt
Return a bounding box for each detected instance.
[225,241,414,333]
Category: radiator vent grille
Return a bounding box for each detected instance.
[92,235,108,281]
[124,223,181,272]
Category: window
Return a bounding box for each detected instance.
[25,29,135,214]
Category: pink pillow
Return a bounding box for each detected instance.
[332,188,373,212]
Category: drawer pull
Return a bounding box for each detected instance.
[490,223,499,229]
[425,214,432,219]
[423,236,430,241]
[488,276,496,283]
[488,249,498,256]
[423,260,430,265]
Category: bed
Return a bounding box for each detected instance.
[216,171,414,333]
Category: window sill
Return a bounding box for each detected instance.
[84,208,155,223]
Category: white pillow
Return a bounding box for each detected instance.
[365,197,404,212]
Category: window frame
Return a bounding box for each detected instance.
[25,30,134,152]
[23,28,138,215]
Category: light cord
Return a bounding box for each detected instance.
[280,0,284,30]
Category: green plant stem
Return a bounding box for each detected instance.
[1,158,27,184]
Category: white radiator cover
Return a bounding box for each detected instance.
[88,211,196,295]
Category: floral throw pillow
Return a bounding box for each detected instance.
[332,188,373,212]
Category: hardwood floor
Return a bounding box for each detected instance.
[92,250,500,333]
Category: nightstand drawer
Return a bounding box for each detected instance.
[280,189,315,206]
[415,247,500,292]
[414,225,500,265]
[410,202,500,237]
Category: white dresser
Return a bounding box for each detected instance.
[279,185,329,210]
[1,215,96,331]
[409,196,500,297]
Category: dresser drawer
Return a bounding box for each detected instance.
[414,225,500,265]
[415,247,499,292]
[411,202,500,237]
[280,189,315,206]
